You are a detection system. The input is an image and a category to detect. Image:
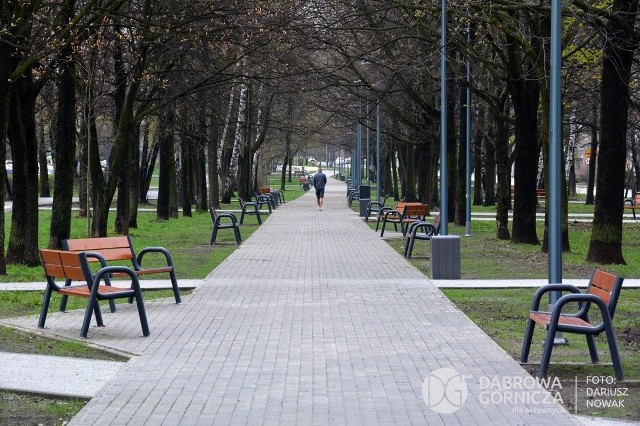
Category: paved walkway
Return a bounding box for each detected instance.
[0,178,594,425]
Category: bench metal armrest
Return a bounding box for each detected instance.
[409,222,437,236]
[215,212,238,222]
[549,293,611,326]
[383,209,401,220]
[93,266,142,292]
[136,246,175,269]
[529,284,581,311]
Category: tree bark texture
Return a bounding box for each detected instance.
[7,73,40,265]
[587,0,639,264]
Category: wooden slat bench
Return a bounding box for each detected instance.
[38,249,150,338]
[379,202,429,237]
[520,269,625,379]
[61,236,181,308]
[624,193,640,220]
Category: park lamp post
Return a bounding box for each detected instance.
[360,60,382,202]
[366,102,370,183]
[464,25,472,237]
[548,0,566,343]
[439,0,448,235]
[376,89,381,203]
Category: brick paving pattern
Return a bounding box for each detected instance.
[2,177,578,425]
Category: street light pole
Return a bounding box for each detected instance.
[549,0,565,343]
[439,0,448,235]
[376,96,381,203]
[366,102,370,183]
[465,26,472,237]
[357,117,362,186]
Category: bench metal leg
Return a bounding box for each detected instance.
[81,296,104,338]
[538,323,558,378]
[520,318,536,363]
[586,334,599,363]
[38,286,54,329]
[133,288,150,337]
[380,220,387,237]
[169,270,181,304]
[603,318,624,380]
[59,279,72,312]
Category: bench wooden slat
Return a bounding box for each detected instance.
[58,285,130,298]
[64,236,131,251]
[62,236,181,305]
[83,247,134,262]
[529,312,591,328]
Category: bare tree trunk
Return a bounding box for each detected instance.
[208,109,220,208]
[222,81,248,203]
[38,120,51,197]
[77,109,88,218]
[157,107,175,220]
[7,72,40,265]
[585,106,598,205]
[0,73,7,274]
[178,129,192,217]
[587,0,639,264]
[495,96,511,240]
[217,89,236,181]
[416,140,433,205]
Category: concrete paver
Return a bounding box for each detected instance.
[0,179,607,425]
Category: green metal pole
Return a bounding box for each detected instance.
[440,0,448,235]
[549,0,565,344]
[465,26,472,237]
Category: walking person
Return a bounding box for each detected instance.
[313,166,327,210]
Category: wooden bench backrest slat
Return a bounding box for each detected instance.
[64,237,134,261]
[64,236,131,252]
[402,204,428,217]
[394,202,421,211]
[587,269,617,306]
[41,250,87,281]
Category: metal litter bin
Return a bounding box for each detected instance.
[359,199,370,217]
[359,185,370,199]
[430,235,461,279]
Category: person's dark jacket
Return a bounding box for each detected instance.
[313,172,327,189]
